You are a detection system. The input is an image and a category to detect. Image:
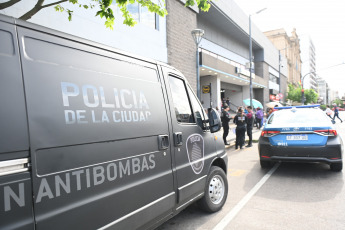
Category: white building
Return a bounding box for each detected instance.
[0,1,168,62]
[300,36,317,90]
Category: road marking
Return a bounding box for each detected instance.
[229,169,246,177]
[213,163,280,230]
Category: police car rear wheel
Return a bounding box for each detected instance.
[198,166,228,213]
[260,160,271,168]
[330,162,342,172]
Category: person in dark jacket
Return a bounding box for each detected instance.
[246,106,254,147]
[233,107,247,149]
[333,104,343,123]
[221,105,232,145]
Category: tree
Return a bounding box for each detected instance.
[287,84,318,104]
[304,89,318,104]
[287,84,301,103]
[0,0,211,30]
[332,98,344,108]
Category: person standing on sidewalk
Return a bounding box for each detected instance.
[255,107,264,129]
[221,105,232,145]
[233,107,247,149]
[246,106,254,147]
[333,104,343,123]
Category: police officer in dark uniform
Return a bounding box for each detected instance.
[221,105,232,145]
[233,107,247,149]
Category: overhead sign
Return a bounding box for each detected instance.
[202,85,210,94]
[235,67,255,79]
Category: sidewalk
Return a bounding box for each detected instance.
[222,123,262,148]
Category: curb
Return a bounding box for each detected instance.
[224,129,261,149]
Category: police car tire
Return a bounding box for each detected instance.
[260,160,271,168]
[198,166,228,213]
[330,162,342,172]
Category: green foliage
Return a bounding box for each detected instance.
[332,98,344,108]
[287,84,301,103]
[320,104,326,111]
[50,0,210,29]
[304,89,318,104]
[287,84,318,104]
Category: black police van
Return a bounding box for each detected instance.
[0,14,228,229]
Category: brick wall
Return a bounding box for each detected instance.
[166,0,198,92]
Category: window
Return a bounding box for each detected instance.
[141,6,156,29]
[126,3,157,30]
[127,2,139,22]
[169,76,194,123]
[269,73,279,84]
[187,86,207,129]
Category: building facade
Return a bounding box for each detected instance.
[316,76,329,104]
[167,0,288,110]
[264,29,302,87]
[300,37,317,90]
[1,0,289,110]
[0,1,168,62]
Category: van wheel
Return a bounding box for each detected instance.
[330,162,342,172]
[198,166,228,213]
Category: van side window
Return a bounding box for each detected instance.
[169,76,195,123]
[187,86,207,129]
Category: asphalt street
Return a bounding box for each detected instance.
[158,113,345,230]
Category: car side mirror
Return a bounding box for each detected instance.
[208,108,221,133]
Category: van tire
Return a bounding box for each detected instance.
[198,166,228,213]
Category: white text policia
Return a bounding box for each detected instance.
[61,82,151,124]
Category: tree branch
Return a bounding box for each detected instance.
[18,0,45,21]
[42,0,68,9]
[0,0,22,10]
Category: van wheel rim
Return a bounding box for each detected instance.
[208,175,225,204]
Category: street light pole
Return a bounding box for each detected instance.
[249,8,266,109]
[278,50,281,94]
[191,29,205,100]
[249,15,253,108]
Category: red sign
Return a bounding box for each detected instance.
[269,95,276,101]
[278,93,283,99]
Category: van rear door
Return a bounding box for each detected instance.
[0,18,34,229]
[16,25,175,229]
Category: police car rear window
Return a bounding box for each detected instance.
[268,109,329,125]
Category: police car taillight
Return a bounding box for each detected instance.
[314,129,337,136]
[261,130,280,137]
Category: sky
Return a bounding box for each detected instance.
[233,0,345,97]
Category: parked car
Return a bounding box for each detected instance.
[0,14,228,230]
[258,105,343,171]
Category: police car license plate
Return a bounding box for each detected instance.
[286,135,308,141]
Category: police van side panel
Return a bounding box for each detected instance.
[13,20,176,229]
[0,17,35,230]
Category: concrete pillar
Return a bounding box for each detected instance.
[200,75,220,109]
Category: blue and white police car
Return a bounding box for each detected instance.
[258,105,343,171]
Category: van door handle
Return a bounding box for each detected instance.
[158,135,169,150]
[174,132,183,146]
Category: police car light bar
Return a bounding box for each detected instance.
[275,104,320,110]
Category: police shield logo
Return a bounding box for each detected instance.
[186,134,204,174]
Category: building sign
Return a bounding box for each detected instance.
[270,94,276,101]
[276,93,283,100]
[202,85,210,94]
[235,67,255,79]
